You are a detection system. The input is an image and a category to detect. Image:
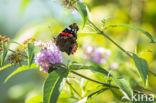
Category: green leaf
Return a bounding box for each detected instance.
[110,88,124,101]
[43,68,69,103]
[51,63,66,67]
[108,24,155,43]
[70,63,111,76]
[0,63,14,72]
[77,88,108,103]
[132,53,148,86]
[27,95,42,103]
[4,63,38,83]
[1,42,8,66]
[10,40,22,45]
[27,43,35,66]
[34,46,41,54]
[77,2,88,28]
[113,78,133,100]
[69,63,89,70]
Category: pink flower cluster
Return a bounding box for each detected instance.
[35,41,63,72]
[83,45,111,64]
[83,45,118,70]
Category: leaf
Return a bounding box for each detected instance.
[27,43,35,66]
[51,63,66,67]
[4,63,39,83]
[1,42,8,66]
[110,88,124,101]
[90,66,112,76]
[10,40,22,45]
[132,53,148,86]
[113,78,133,100]
[108,24,155,43]
[34,46,41,54]
[48,63,66,73]
[70,63,111,76]
[43,68,69,103]
[27,95,42,103]
[69,63,89,70]
[77,2,88,28]
[0,63,14,72]
[77,88,108,103]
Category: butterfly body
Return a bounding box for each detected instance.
[55,23,79,55]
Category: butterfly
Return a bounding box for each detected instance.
[54,23,79,55]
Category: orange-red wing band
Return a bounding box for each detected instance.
[60,32,73,37]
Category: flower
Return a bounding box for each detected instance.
[8,50,23,65]
[83,45,111,64]
[0,35,10,52]
[0,35,10,42]
[35,41,63,72]
[34,40,46,47]
[17,37,36,51]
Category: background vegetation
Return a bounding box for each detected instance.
[0,0,156,103]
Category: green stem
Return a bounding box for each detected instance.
[8,49,27,58]
[88,20,156,76]
[8,49,16,53]
[88,20,132,58]
[70,70,154,97]
[66,80,83,99]
[70,70,118,89]
[149,70,156,76]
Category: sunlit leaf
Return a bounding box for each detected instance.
[111,88,123,101]
[70,63,111,76]
[77,2,88,28]
[132,53,148,86]
[78,88,108,103]
[113,78,133,100]
[0,63,14,72]
[27,43,35,66]
[34,46,41,54]
[27,95,42,103]
[69,63,89,70]
[43,68,68,103]
[108,24,155,43]
[1,42,8,66]
[4,63,39,83]
[51,63,66,67]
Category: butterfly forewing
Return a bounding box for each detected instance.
[55,23,79,55]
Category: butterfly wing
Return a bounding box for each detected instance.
[55,23,79,55]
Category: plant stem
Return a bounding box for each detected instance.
[88,20,132,58]
[70,70,154,97]
[8,49,27,58]
[149,70,156,76]
[88,20,156,76]
[66,80,83,99]
[70,70,118,89]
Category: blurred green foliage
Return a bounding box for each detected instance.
[0,0,156,103]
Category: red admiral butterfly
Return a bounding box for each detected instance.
[54,23,79,55]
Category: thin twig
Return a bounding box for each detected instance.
[70,70,118,89]
[87,19,156,76]
[8,49,28,58]
[70,70,154,97]
[88,20,132,58]
[149,70,156,76]
[66,80,83,99]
